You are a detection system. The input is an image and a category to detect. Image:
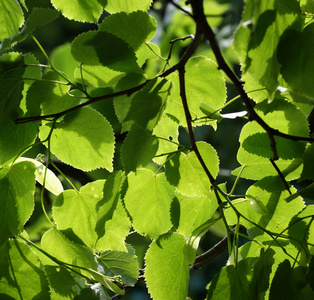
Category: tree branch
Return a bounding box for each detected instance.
[190,225,246,271]
[15,81,149,124]
[189,0,313,160]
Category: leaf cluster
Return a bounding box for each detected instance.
[1,0,314,299]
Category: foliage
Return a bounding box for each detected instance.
[1,0,314,299]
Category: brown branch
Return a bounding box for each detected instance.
[190,225,246,271]
[15,81,149,124]
[269,158,292,195]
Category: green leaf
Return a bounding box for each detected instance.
[53,180,105,248]
[269,260,301,300]
[249,248,275,299]
[152,113,180,165]
[306,256,314,290]
[247,195,269,215]
[278,23,314,98]
[39,107,115,172]
[237,0,301,99]
[174,191,218,238]
[227,177,305,236]
[104,0,153,14]
[51,0,104,23]
[206,258,255,300]
[121,128,159,173]
[1,8,59,50]
[165,141,219,197]
[16,157,63,196]
[50,43,78,84]
[145,232,190,300]
[0,121,38,166]
[41,228,98,277]
[95,171,130,251]
[234,99,308,180]
[124,169,174,239]
[43,265,76,299]
[75,64,125,88]
[26,71,81,116]
[0,240,50,299]
[185,56,226,120]
[54,172,130,251]
[288,205,314,249]
[0,0,24,40]
[98,245,139,286]
[99,11,156,50]
[300,142,314,180]
[71,30,141,73]
[114,78,171,132]
[0,52,41,121]
[167,56,226,125]
[0,161,35,247]
[301,0,314,12]
[99,11,157,66]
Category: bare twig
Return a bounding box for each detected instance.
[15,81,149,124]
[269,158,292,195]
[190,225,246,271]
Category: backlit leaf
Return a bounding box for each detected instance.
[104,0,152,14]
[145,232,191,300]
[0,161,35,247]
[71,30,141,73]
[0,121,38,166]
[54,172,129,251]
[26,71,81,116]
[98,245,139,286]
[174,191,218,238]
[206,258,255,300]
[0,240,50,299]
[41,228,98,277]
[121,128,159,173]
[16,157,63,196]
[0,0,24,40]
[39,107,115,172]
[165,142,219,197]
[124,169,174,239]
[278,23,314,98]
[1,8,59,50]
[114,78,171,132]
[51,0,104,23]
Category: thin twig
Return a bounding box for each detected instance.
[269,158,292,195]
[190,225,245,271]
[15,81,149,124]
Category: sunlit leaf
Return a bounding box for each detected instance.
[121,128,159,173]
[39,107,115,172]
[165,142,219,197]
[114,78,171,132]
[0,161,35,247]
[145,232,191,300]
[41,228,98,277]
[0,240,50,299]
[124,168,174,239]
[104,0,153,14]
[98,245,139,286]
[16,157,63,196]
[51,0,104,23]
[71,30,141,73]
[0,0,24,40]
